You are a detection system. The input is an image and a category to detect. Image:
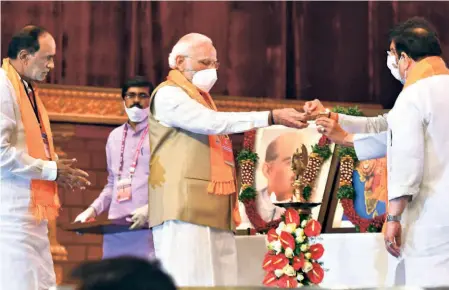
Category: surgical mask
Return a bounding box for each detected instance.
[397,56,408,85]
[192,68,218,92]
[387,53,402,82]
[124,103,149,122]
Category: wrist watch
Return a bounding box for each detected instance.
[386,214,401,222]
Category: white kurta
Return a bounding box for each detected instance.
[387,74,449,287]
[338,113,388,160]
[0,69,57,289]
[151,85,269,287]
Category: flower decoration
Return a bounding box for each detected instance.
[263,208,325,287]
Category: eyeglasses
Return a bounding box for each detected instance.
[124,93,150,100]
[185,56,220,69]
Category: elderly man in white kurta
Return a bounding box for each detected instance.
[148,33,309,287]
[0,26,90,290]
[383,28,449,286]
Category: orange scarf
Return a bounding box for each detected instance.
[382,56,449,233]
[2,58,60,222]
[403,56,449,89]
[154,69,241,225]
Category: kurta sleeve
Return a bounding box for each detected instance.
[152,86,270,134]
[0,75,57,181]
[387,95,424,201]
[338,113,389,134]
[353,132,388,160]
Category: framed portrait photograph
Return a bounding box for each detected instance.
[325,156,388,233]
[237,125,339,231]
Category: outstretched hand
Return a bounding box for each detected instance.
[315,117,352,146]
[272,108,309,129]
[303,99,325,120]
[56,159,91,191]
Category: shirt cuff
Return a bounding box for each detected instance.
[353,133,387,161]
[388,185,419,201]
[42,161,57,181]
[255,111,270,128]
[90,200,103,215]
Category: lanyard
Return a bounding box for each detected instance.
[118,125,149,180]
[21,80,41,125]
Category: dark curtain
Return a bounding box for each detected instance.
[2,1,449,108]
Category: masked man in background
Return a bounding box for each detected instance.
[75,77,155,260]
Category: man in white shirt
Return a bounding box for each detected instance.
[384,27,449,287]
[0,26,90,290]
[148,33,309,287]
[303,17,437,161]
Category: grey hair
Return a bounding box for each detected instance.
[168,33,213,69]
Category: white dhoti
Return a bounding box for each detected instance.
[152,220,237,287]
[399,225,449,287]
[0,220,55,290]
[0,177,56,290]
[385,254,405,286]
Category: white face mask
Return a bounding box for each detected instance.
[192,68,218,92]
[387,53,402,83]
[124,103,149,122]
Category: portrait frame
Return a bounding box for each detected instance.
[323,168,357,233]
[236,126,340,232]
[323,108,390,234]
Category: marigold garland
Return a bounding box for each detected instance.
[238,130,283,233]
[332,106,386,232]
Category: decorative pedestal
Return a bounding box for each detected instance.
[273,202,321,217]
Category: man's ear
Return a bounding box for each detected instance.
[401,52,414,69]
[175,55,185,71]
[18,50,30,63]
[262,162,271,179]
[400,52,410,62]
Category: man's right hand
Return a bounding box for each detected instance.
[272,108,308,129]
[74,207,96,223]
[303,99,326,119]
[315,117,353,146]
[56,159,91,191]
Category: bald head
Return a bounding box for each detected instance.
[412,27,430,35]
[389,17,437,42]
[265,132,305,162]
[263,131,305,201]
[7,25,55,82]
[7,25,50,59]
